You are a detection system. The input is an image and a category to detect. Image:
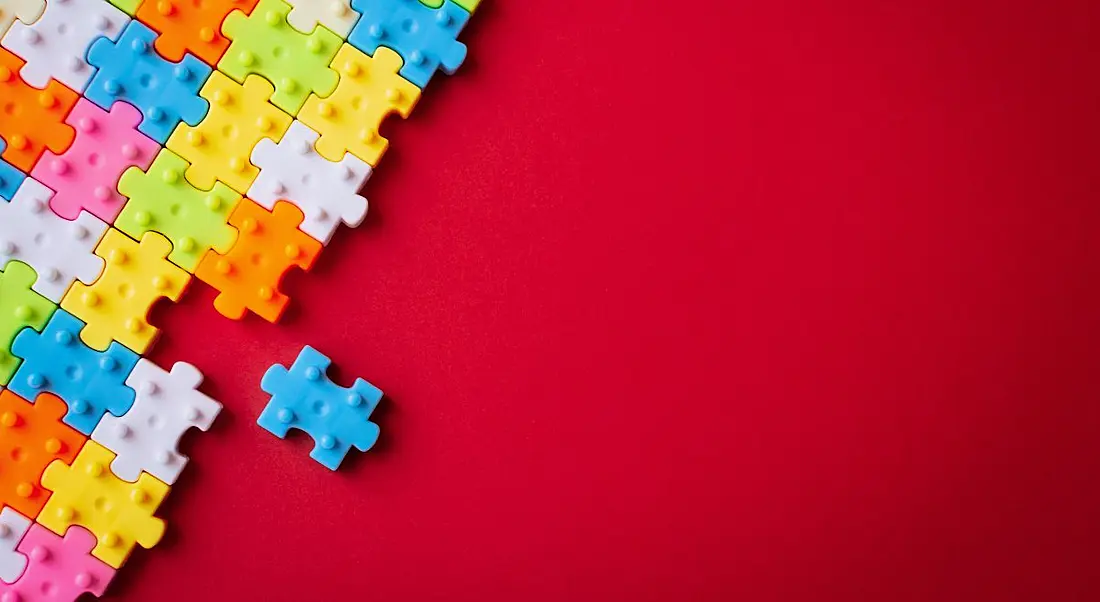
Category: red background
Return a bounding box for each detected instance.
[108,1,1100,600]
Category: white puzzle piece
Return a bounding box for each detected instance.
[0,0,45,40]
[284,0,360,38]
[0,507,30,583]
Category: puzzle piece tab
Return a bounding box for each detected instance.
[0,0,44,40]
[0,390,86,519]
[0,138,25,201]
[0,47,78,173]
[349,0,468,89]
[284,0,359,38]
[136,0,260,66]
[0,261,55,386]
[0,524,114,599]
[259,345,382,470]
[0,506,31,583]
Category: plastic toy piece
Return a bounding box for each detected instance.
[220,0,341,115]
[31,99,159,223]
[106,0,141,15]
[0,0,128,92]
[0,261,55,386]
[39,441,168,569]
[284,0,359,38]
[92,360,221,485]
[0,0,44,41]
[135,0,260,66]
[85,21,212,144]
[259,346,382,470]
[250,121,370,245]
[166,72,292,194]
[61,229,191,354]
[0,524,115,599]
[0,507,31,583]
[0,139,25,201]
[0,390,86,519]
[195,199,321,322]
[419,0,478,13]
[0,48,78,173]
[10,309,139,436]
[349,0,468,89]
[0,178,108,304]
[300,45,420,166]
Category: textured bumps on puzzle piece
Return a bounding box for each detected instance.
[0,523,115,601]
[284,0,360,38]
[349,0,469,89]
[10,309,139,436]
[86,21,212,144]
[0,0,45,40]
[0,47,78,173]
[0,260,55,386]
[0,507,31,583]
[0,139,26,201]
[136,0,260,66]
[259,345,383,470]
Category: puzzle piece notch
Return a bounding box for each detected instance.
[0,524,115,599]
[349,0,469,89]
[0,0,44,40]
[0,47,78,173]
[0,260,56,386]
[0,138,25,201]
[259,345,382,470]
[136,0,260,66]
[284,0,360,37]
[0,507,31,583]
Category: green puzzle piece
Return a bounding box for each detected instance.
[420,0,480,13]
[106,0,141,15]
[116,150,241,273]
[0,261,56,386]
[220,0,341,115]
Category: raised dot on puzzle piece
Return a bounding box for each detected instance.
[349,0,469,89]
[0,47,78,173]
[0,0,45,40]
[284,0,360,38]
[0,260,56,386]
[136,0,260,66]
[0,523,115,600]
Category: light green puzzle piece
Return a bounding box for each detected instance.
[420,0,480,13]
[115,149,241,273]
[0,260,56,385]
[219,0,341,115]
[106,0,141,15]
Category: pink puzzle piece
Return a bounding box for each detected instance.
[31,99,159,223]
[0,524,114,599]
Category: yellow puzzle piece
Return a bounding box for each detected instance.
[299,45,420,166]
[39,440,168,569]
[61,230,191,354]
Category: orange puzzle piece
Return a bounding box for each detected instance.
[196,199,321,322]
[0,390,86,519]
[137,0,261,66]
[0,48,78,173]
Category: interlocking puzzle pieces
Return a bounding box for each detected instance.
[166,72,292,195]
[195,199,321,322]
[419,0,479,13]
[10,309,139,436]
[40,441,168,569]
[136,0,259,66]
[86,21,212,144]
[259,346,383,470]
[284,0,359,38]
[0,0,44,40]
[0,523,115,599]
[0,506,31,582]
[0,47,78,173]
[0,178,107,304]
[0,139,25,201]
[349,0,469,89]
[92,360,221,485]
[250,121,370,245]
[107,0,141,16]
[220,0,341,115]
[31,99,159,223]
[62,229,191,354]
[0,261,55,386]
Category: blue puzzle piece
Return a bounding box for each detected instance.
[10,309,138,435]
[258,346,382,470]
[85,22,212,144]
[0,139,26,201]
[348,0,469,89]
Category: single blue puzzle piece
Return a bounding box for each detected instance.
[348,0,469,89]
[84,22,212,144]
[10,309,138,435]
[258,345,383,470]
[0,139,26,201]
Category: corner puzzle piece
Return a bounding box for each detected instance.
[39,441,167,569]
[116,149,240,272]
[284,0,359,38]
[136,0,260,66]
[419,0,478,13]
[106,0,141,15]
[0,178,107,303]
[249,121,369,245]
[10,309,139,436]
[259,346,382,470]
[85,21,212,144]
[220,0,341,115]
[300,45,420,166]
[1,0,128,92]
[31,99,159,223]
[0,48,78,173]
[349,0,468,89]
[0,261,55,386]
[0,524,114,599]
[92,360,221,485]
[195,200,321,322]
[0,0,44,41]
[166,72,292,194]
[61,229,191,354]
[0,507,31,583]
[0,390,86,520]
[0,138,25,201]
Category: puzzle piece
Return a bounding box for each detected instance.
[1,0,128,92]
[0,48,78,173]
[220,0,341,114]
[284,0,359,37]
[166,72,292,194]
[0,507,31,583]
[0,524,114,599]
[0,390,86,519]
[419,0,479,13]
[39,441,167,569]
[349,0,468,89]
[195,199,321,322]
[136,0,260,66]
[259,345,382,470]
[0,138,25,201]
[250,121,370,245]
[61,229,191,354]
[30,99,159,223]
[0,261,55,386]
[106,0,141,15]
[10,309,138,435]
[0,0,43,41]
[300,45,420,166]
[0,178,107,303]
[85,21,212,144]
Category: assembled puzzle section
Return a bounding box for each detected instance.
[0,139,26,201]
[0,506,31,583]
[0,523,115,600]
[349,0,469,88]
[136,0,260,66]
[0,260,55,386]
[0,47,78,173]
